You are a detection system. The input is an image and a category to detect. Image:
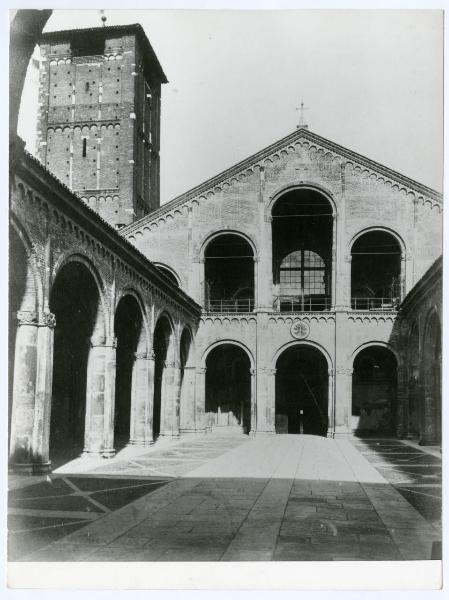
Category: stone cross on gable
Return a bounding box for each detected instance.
[296,99,309,129]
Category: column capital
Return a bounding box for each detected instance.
[250,368,257,376]
[196,367,207,375]
[336,368,353,376]
[134,352,148,360]
[16,310,39,326]
[259,366,276,376]
[40,312,56,328]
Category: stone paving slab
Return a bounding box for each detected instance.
[17,434,441,562]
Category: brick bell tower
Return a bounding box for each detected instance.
[37,24,167,228]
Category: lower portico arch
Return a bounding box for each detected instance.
[274,341,331,436]
[202,340,255,434]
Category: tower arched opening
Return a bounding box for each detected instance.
[352,346,397,436]
[49,261,102,466]
[275,345,328,435]
[205,343,251,432]
[114,294,145,451]
[204,234,255,313]
[272,189,333,312]
[351,231,401,310]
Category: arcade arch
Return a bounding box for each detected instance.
[275,343,329,436]
[351,345,397,436]
[204,342,252,433]
[204,233,255,313]
[271,187,333,312]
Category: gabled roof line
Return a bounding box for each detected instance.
[121,127,442,236]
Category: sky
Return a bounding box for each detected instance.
[17,9,443,203]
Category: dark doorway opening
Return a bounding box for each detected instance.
[275,345,328,436]
[114,295,143,451]
[49,262,100,466]
[205,344,251,432]
[352,346,397,436]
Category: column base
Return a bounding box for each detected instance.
[81,450,105,459]
[127,439,154,447]
[179,428,207,436]
[159,431,180,439]
[419,438,440,446]
[10,461,52,475]
[331,431,354,439]
[250,429,276,436]
[101,448,116,458]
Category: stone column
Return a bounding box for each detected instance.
[395,361,409,439]
[9,311,55,473]
[254,367,276,434]
[31,312,56,470]
[333,367,353,438]
[326,368,335,438]
[331,214,337,309]
[419,383,438,445]
[159,360,181,438]
[249,368,257,435]
[257,215,273,310]
[195,367,208,432]
[129,352,155,446]
[84,338,115,457]
[180,365,205,434]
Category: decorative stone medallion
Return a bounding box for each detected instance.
[290,320,310,340]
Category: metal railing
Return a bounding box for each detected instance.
[274,296,332,312]
[351,297,399,311]
[205,298,254,313]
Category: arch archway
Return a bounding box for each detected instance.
[49,260,105,465]
[350,230,402,310]
[205,343,252,433]
[421,311,441,444]
[152,314,174,440]
[204,233,255,312]
[154,263,181,288]
[352,345,397,436]
[114,294,146,451]
[271,188,333,312]
[275,344,328,435]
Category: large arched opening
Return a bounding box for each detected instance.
[351,230,402,310]
[114,294,145,451]
[152,315,173,440]
[352,345,397,436]
[421,312,441,445]
[204,233,255,313]
[272,188,333,312]
[205,343,251,432]
[275,344,328,435]
[49,261,103,465]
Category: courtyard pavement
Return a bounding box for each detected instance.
[8,433,441,562]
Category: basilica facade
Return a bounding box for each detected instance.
[9,12,442,474]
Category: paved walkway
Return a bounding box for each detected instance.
[11,434,441,562]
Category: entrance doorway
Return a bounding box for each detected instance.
[205,344,251,432]
[275,345,328,436]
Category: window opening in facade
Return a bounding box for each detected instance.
[351,231,401,310]
[272,189,332,312]
[204,234,254,312]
